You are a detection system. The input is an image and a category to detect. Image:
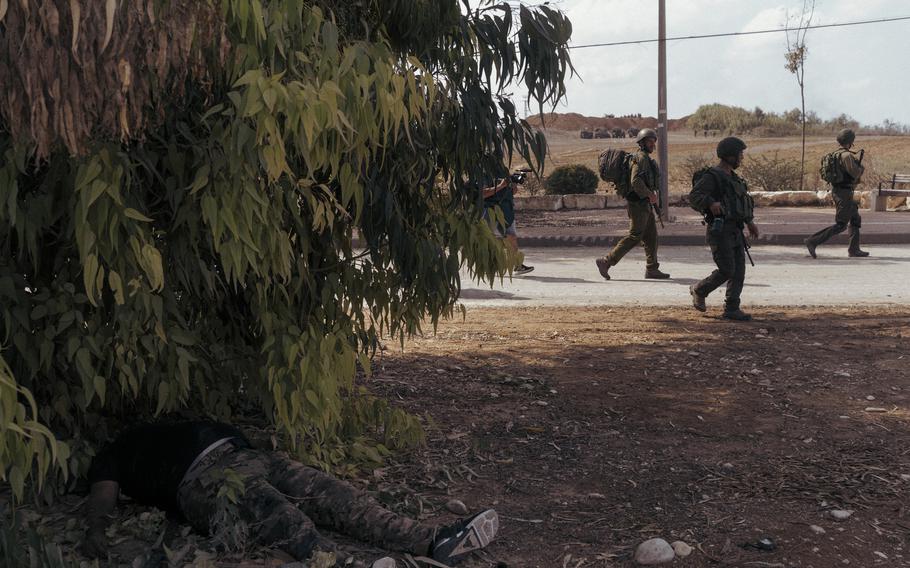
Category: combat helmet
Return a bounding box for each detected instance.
[635,128,658,144]
[716,136,747,158]
[836,128,856,146]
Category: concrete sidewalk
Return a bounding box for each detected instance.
[515,206,910,247]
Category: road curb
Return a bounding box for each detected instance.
[518,233,910,247]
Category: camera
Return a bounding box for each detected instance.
[509,169,531,184]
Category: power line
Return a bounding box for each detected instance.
[569,14,910,50]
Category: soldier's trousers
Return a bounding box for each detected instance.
[177,446,435,563]
[806,187,862,251]
[606,199,659,269]
[693,225,746,312]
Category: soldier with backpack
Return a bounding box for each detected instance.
[688,137,759,322]
[804,129,868,258]
[594,128,670,280]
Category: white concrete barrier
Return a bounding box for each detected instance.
[562,194,606,210]
[514,195,564,211]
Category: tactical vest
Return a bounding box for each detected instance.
[721,173,754,223]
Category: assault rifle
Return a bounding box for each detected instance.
[651,201,665,229]
[744,237,755,267]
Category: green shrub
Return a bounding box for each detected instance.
[545,164,598,195]
[741,152,803,192]
[0,1,574,497]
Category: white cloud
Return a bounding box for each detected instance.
[727,5,789,60]
[547,0,910,124]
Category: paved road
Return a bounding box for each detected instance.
[459,245,910,307]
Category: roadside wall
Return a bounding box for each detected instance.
[514,191,910,211]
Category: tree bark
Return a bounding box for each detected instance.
[799,79,806,192]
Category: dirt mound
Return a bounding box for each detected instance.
[527,112,689,133]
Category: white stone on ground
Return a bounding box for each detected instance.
[444,499,469,515]
[671,541,693,557]
[634,538,676,565]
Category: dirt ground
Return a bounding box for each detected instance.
[5,307,909,568]
[369,306,910,567]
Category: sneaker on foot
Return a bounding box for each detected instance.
[371,558,397,568]
[595,257,611,280]
[848,249,869,257]
[514,264,534,275]
[689,285,706,312]
[722,309,752,321]
[804,239,817,259]
[645,268,670,279]
[432,509,499,565]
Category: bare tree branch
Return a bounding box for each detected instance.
[784,0,816,191]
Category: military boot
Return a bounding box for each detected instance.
[595,257,612,280]
[644,267,670,279]
[847,227,869,257]
[689,284,706,312]
[804,238,817,259]
[722,309,753,322]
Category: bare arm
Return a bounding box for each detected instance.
[482,178,510,199]
[83,480,119,557]
[747,222,759,239]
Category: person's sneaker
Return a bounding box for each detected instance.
[371,558,397,568]
[645,268,670,279]
[595,257,611,280]
[689,285,706,312]
[804,239,817,259]
[848,249,869,257]
[432,509,499,564]
[722,309,753,321]
[514,264,534,275]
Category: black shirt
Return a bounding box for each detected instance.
[87,421,250,512]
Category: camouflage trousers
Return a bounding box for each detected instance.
[176,445,435,563]
[806,187,862,251]
[606,199,659,269]
[693,224,746,311]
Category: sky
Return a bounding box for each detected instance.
[543,0,910,125]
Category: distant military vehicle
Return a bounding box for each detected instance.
[594,127,611,139]
[580,128,594,139]
[626,127,640,138]
[611,127,625,138]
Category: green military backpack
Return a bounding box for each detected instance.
[689,166,717,213]
[597,149,632,197]
[819,150,844,184]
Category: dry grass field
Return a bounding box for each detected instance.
[524,129,910,197]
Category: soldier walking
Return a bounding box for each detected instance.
[688,137,759,321]
[804,129,869,258]
[595,128,670,280]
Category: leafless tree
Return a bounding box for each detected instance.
[785,0,816,191]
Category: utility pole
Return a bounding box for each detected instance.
[657,0,669,222]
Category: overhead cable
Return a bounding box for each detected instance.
[569,15,910,49]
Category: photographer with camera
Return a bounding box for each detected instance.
[482,169,534,276]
